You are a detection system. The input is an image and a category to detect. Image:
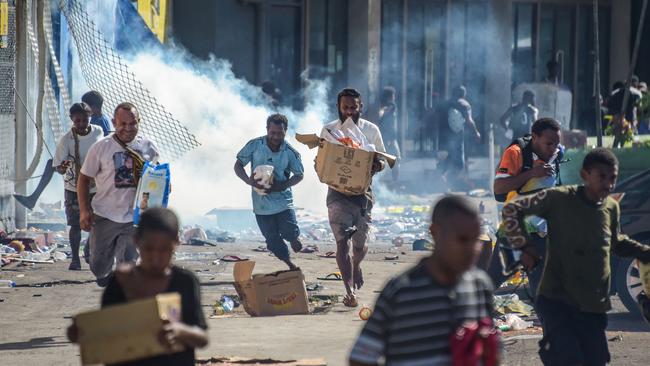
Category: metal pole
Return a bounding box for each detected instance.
[593,0,602,147]
[14,0,27,229]
[618,0,648,143]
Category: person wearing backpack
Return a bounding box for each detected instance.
[441,86,481,190]
[488,118,563,300]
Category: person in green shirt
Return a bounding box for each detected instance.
[502,148,650,366]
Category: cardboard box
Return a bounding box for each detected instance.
[296,133,396,196]
[233,261,309,317]
[75,293,184,365]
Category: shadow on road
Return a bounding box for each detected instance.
[0,336,69,350]
[607,311,650,332]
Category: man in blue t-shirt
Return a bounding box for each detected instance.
[235,114,305,270]
[82,90,112,136]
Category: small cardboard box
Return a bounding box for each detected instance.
[295,133,396,196]
[233,261,309,316]
[75,292,184,365]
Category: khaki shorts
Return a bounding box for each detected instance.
[327,199,371,249]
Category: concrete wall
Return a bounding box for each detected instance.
[610,0,631,86]
[484,0,514,130]
[347,0,381,107]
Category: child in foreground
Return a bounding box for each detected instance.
[502,148,650,365]
[349,195,498,366]
[68,208,208,365]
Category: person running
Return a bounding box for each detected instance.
[349,195,498,366]
[440,85,481,190]
[67,208,208,366]
[502,148,650,366]
[320,88,386,307]
[235,113,304,270]
[78,102,160,287]
[500,90,539,140]
[489,118,563,299]
[53,102,103,270]
[378,86,400,182]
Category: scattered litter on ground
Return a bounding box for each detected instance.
[468,188,490,197]
[609,334,623,342]
[300,245,319,253]
[318,252,336,258]
[196,357,327,365]
[221,255,249,262]
[494,294,534,317]
[384,255,399,261]
[496,313,534,331]
[317,272,342,281]
[412,239,432,251]
[359,306,372,320]
[306,283,324,292]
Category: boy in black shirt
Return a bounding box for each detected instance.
[68,208,208,365]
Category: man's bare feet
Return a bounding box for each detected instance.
[353,264,364,290]
[343,293,358,308]
[290,240,303,253]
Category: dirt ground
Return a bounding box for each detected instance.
[1,241,649,366]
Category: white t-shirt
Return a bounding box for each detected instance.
[80,134,160,223]
[320,118,386,153]
[53,125,104,192]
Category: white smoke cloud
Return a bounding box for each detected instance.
[126,52,329,225]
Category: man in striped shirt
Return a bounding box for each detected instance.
[349,195,497,366]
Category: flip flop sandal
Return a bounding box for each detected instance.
[300,245,319,253]
[318,251,336,258]
[306,283,324,292]
[252,246,269,252]
[384,255,399,260]
[317,272,342,281]
[220,255,249,262]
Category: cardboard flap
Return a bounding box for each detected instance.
[233,261,255,283]
[295,133,321,149]
[377,151,397,168]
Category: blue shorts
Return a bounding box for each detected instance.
[255,209,300,261]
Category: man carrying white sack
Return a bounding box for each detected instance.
[321,88,387,307]
[78,102,160,287]
[235,113,305,270]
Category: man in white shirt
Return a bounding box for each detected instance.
[320,88,386,307]
[78,102,159,286]
[53,102,103,270]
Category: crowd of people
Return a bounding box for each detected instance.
[49,83,650,366]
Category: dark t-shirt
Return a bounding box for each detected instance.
[101,266,207,366]
[608,87,642,121]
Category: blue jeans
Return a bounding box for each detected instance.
[255,209,300,261]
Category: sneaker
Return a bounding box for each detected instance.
[68,261,81,271]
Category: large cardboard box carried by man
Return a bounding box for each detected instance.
[295,133,396,196]
[75,293,183,365]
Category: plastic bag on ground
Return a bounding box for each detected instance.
[504,313,533,331]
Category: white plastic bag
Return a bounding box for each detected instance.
[504,313,533,331]
[252,165,274,196]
